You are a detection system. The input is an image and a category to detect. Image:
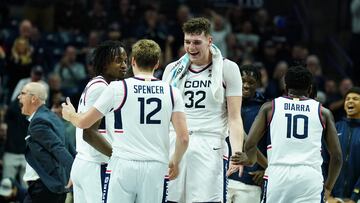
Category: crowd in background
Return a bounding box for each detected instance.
[0,0,358,201]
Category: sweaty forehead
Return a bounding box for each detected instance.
[184,33,208,40]
[346,93,360,99]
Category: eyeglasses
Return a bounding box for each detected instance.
[19,91,34,96]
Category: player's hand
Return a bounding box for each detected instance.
[61,97,75,121]
[230,151,249,165]
[249,170,265,185]
[168,159,179,180]
[65,179,73,189]
[326,196,345,203]
[226,160,243,177]
[343,199,355,203]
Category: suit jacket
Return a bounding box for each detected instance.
[25,105,74,194]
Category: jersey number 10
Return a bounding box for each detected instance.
[285,113,308,139]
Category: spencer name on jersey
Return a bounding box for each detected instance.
[134,85,164,94]
[284,103,310,112]
[184,80,211,88]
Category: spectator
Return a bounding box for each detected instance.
[3,99,28,188]
[265,60,288,99]
[53,45,87,97]
[6,37,34,95]
[0,178,26,203]
[18,82,73,202]
[330,87,360,203]
[236,21,260,54]
[10,65,49,102]
[226,64,267,203]
[211,12,231,56]
[328,78,354,121]
[306,54,325,91]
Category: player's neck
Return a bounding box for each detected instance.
[133,70,154,78]
[287,89,308,98]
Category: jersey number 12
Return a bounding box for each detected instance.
[138,97,161,124]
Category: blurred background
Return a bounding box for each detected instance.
[0,1,358,202]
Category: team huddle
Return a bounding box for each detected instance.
[20,17,344,203]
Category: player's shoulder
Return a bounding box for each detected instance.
[165,61,178,70]
[86,76,108,89]
[261,100,273,112]
[319,105,332,118]
[223,58,239,69]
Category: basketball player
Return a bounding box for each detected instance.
[233,65,343,202]
[71,41,128,203]
[163,17,244,202]
[62,39,189,203]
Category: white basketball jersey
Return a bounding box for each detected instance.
[94,76,184,164]
[75,76,115,163]
[268,96,324,168]
[183,63,226,136]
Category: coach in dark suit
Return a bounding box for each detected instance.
[18,82,74,203]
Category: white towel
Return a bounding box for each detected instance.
[166,44,224,103]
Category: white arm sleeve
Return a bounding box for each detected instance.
[223,59,242,97]
[93,81,124,114]
[172,86,185,113]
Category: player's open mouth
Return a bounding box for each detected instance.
[189,52,199,56]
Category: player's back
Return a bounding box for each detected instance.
[112,77,176,164]
[76,76,113,163]
[268,96,324,168]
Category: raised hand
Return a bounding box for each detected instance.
[61,97,76,121]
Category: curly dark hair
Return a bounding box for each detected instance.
[240,64,261,83]
[91,40,126,76]
[344,86,360,99]
[284,65,313,91]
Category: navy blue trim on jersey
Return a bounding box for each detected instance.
[101,163,110,203]
[267,100,275,126]
[261,179,268,203]
[318,103,326,129]
[223,157,228,203]
[115,80,128,111]
[320,188,325,203]
[99,117,106,130]
[82,79,108,106]
[188,62,213,73]
[281,96,310,101]
[169,85,174,109]
[162,176,169,203]
[133,76,160,81]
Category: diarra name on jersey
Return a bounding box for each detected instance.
[134,85,164,94]
[284,103,310,112]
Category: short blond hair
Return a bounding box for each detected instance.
[131,39,161,71]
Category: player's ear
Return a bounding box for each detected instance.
[154,60,160,70]
[131,57,136,67]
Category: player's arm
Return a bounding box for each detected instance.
[243,132,268,168]
[256,149,268,169]
[83,119,112,157]
[322,107,343,193]
[62,97,104,129]
[228,96,244,154]
[243,101,272,166]
[171,111,189,165]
